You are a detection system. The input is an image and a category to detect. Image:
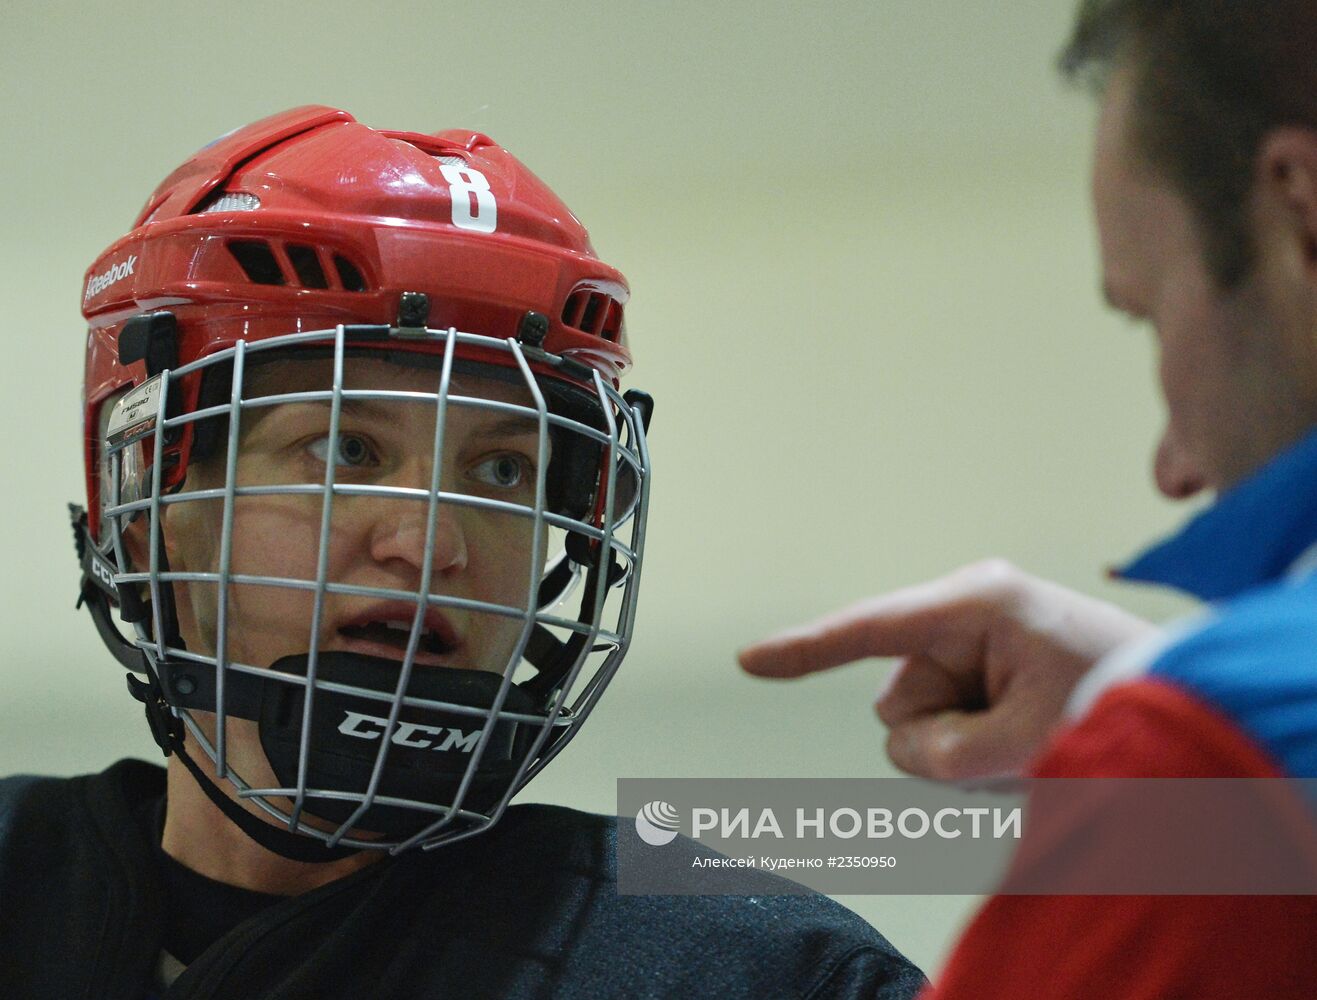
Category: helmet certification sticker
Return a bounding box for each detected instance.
[106,374,162,449]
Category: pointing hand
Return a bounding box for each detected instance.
[738,560,1158,781]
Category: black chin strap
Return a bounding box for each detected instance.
[520,552,620,703]
[169,737,364,863]
[124,671,362,863]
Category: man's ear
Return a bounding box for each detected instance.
[1258,127,1317,279]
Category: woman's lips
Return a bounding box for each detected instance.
[330,635,455,668]
[335,602,462,655]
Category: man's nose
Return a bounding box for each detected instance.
[1154,427,1207,500]
[368,503,468,576]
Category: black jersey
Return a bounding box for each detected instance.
[0,760,924,999]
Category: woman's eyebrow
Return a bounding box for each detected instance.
[266,397,447,421]
[339,398,542,436]
[338,397,400,421]
[239,397,393,434]
[247,399,542,438]
[470,415,542,439]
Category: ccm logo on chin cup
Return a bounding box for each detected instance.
[338,710,481,752]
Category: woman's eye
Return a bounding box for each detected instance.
[470,454,532,489]
[307,433,376,468]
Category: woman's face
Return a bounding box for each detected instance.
[165,355,550,677]
[138,355,553,816]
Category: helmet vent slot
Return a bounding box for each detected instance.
[334,254,367,292]
[578,294,603,333]
[600,299,623,341]
[228,241,286,286]
[562,290,624,341]
[287,244,329,289]
[227,240,366,292]
[197,191,262,214]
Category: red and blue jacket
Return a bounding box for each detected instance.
[927,428,1317,1000]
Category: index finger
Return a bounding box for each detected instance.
[737,572,995,678]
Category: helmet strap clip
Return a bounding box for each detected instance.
[393,291,431,337]
[125,670,184,757]
[118,312,179,378]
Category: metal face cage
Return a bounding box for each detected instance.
[89,324,650,853]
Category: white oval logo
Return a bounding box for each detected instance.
[635,800,680,846]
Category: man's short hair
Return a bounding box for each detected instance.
[1059,0,1317,288]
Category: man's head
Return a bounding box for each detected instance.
[1061,0,1317,497]
[74,108,652,854]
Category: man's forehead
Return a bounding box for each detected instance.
[1090,64,1188,312]
[1091,67,1149,212]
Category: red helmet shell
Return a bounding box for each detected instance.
[81,106,631,536]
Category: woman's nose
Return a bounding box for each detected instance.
[368,503,468,577]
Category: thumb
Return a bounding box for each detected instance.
[886,707,1035,783]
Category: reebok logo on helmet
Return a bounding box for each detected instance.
[84,255,137,303]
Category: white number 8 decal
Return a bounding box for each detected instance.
[440,164,498,234]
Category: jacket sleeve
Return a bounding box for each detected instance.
[919,679,1317,1000]
[804,943,929,1000]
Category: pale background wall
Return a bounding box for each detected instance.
[0,0,1199,977]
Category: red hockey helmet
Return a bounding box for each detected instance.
[81,105,633,537]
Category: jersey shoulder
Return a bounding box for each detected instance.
[1149,573,1317,777]
[479,805,927,999]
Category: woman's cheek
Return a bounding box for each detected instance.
[221,504,326,660]
[228,499,326,578]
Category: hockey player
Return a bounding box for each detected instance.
[0,108,923,998]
